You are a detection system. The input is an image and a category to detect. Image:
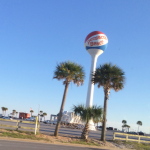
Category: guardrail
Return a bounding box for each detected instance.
[113,132,150,143]
[0,117,40,135]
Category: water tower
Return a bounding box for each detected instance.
[85,31,108,129]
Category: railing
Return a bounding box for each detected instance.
[113,132,150,143]
[0,117,40,135]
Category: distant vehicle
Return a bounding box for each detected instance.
[96,126,102,129]
[2,116,13,120]
[51,121,57,125]
[25,117,35,121]
[43,120,57,124]
[106,127,113,130]
[0,114,3,118]
[43,120,51,124]
[127,132,138,135]
[96,126,102,130]
[138,132,145,136]
[114,128,117,131]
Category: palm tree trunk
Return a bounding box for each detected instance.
[101,88,109,142]
[54,82,69,136]
[81,122,89,140]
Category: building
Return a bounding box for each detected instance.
[19,112,30,119]
[50,111,82,124]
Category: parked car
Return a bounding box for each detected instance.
[106,127,113,130]
[138,132,145,136]
[2,116,13,120]
[96,126,102,129]
[43,120,51,124]
[25,117,35,121]
[127,132,138,135]
[51,121,57,125]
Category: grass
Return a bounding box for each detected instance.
[1,129,150,149]
[0,129,107,147]
[0,129,49,141]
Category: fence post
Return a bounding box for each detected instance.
[126,134,128,142]
[16,120,19,131]
[138,136,140,143]
[37,122,40,132]
[34,116,38,135]
[113,132,115,140]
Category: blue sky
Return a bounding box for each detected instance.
[0,0,150,133]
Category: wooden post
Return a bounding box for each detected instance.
[138,136,140,143]
[34,116,38,135]
[16,120,19,131]
[126,134,128,142]
[113,132,115,140]
[37,123,40,132]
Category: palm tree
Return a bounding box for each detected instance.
[122,120,127,131]
[43,112,47,121]
[40,110,43,121]
[122,124,130,132]
[1,107,5,116]
[30,110,34,117]
[53,61,85,136]
[4,107,8,116]
[16,112,18,118]
[92,63,125,142]
[122,120,127,125]
[73,104,103,140]
[137,121,142,132]
[12,110,16,117]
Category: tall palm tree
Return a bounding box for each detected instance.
[30,110,34,117]
[92,63,125,142]
[53,61,85,136]
[43,112,47,121]
[137,121,142,132]
[73,104,103,140]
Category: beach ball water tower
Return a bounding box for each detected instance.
[85,31,108,108]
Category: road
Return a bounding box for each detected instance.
[0,139,110,150]
[40,123,114,140]
[0,119,114,140]
[0,120,150,143]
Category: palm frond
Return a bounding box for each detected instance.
[92,63,125,92]
[53,61,85,86]
[72,104,103,123]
